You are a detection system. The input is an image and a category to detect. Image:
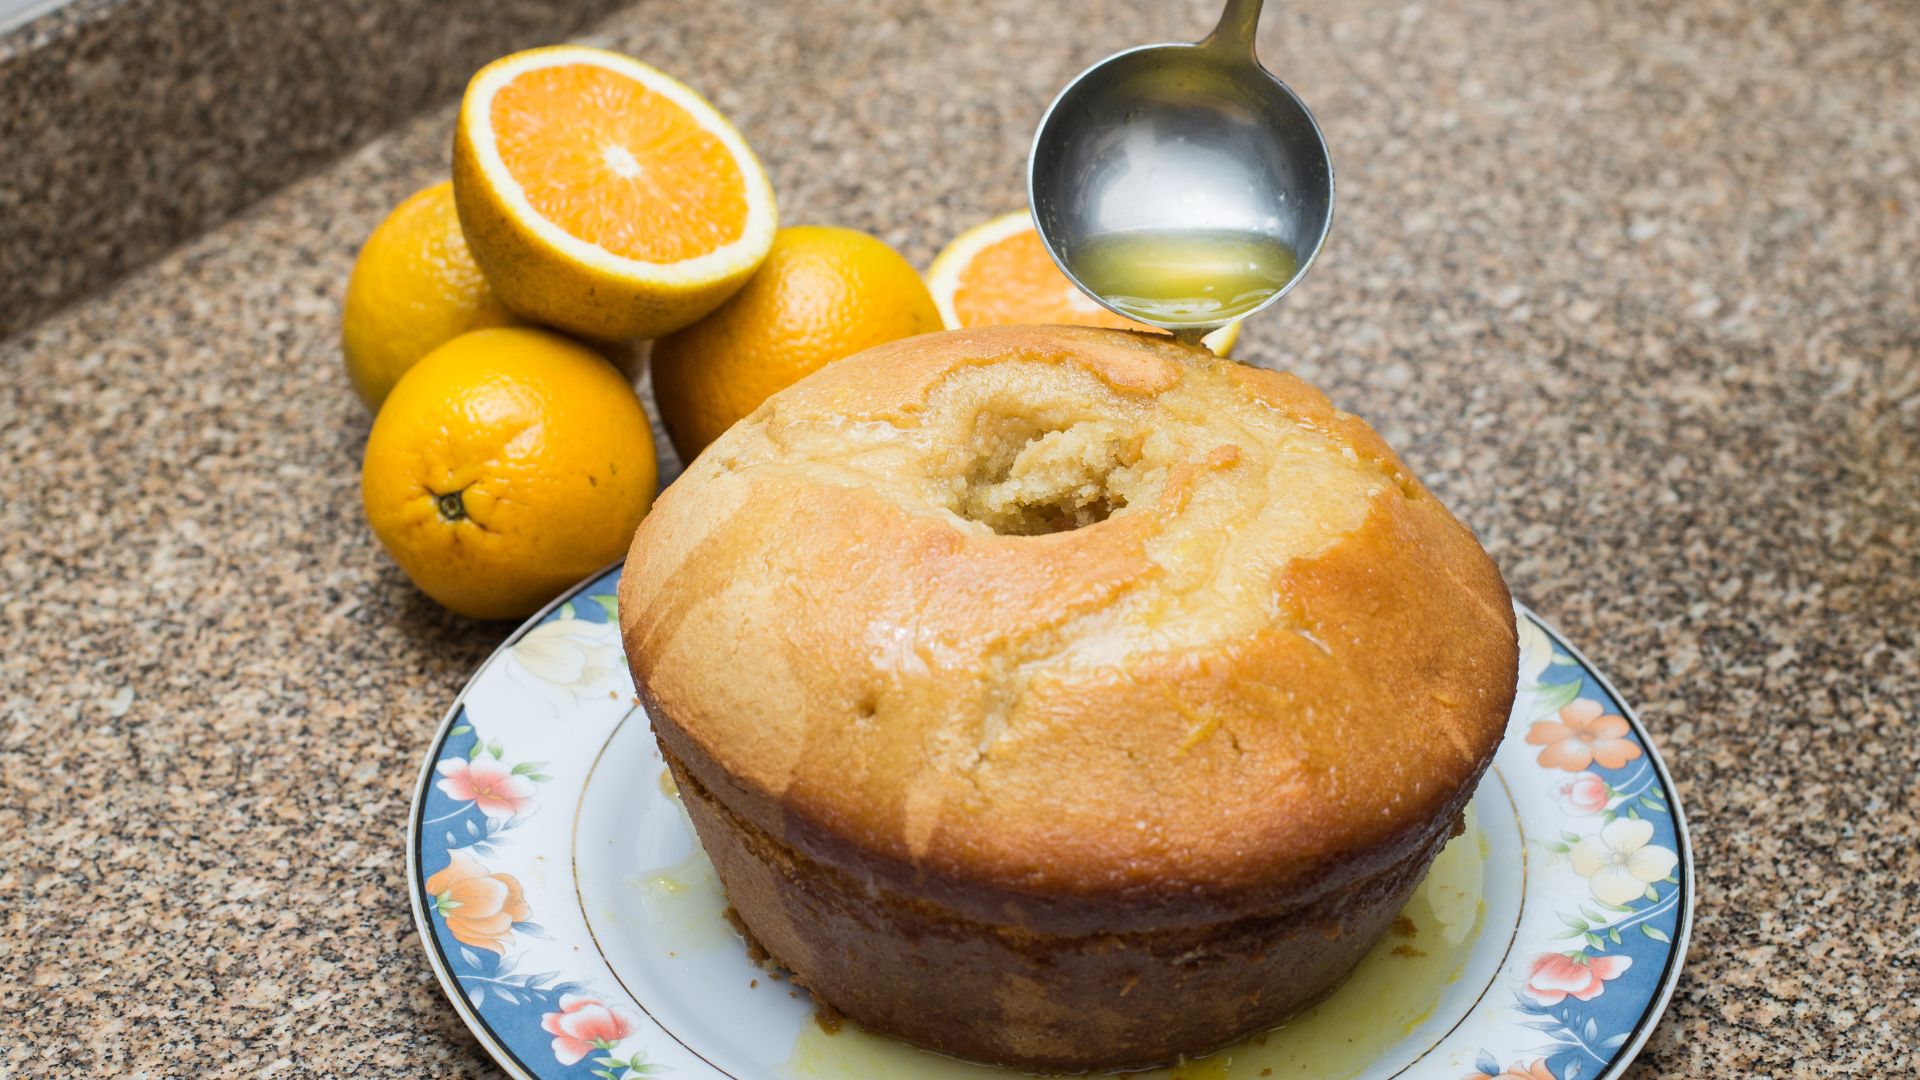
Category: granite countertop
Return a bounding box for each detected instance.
[2,0,1915,1074]
[0,0,621,338]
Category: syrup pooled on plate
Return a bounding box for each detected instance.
[1069,230,1300,342]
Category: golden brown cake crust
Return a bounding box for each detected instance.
[620,325,1517,935]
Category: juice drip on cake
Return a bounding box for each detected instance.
[778,804,1488,1080]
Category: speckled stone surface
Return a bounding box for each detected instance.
[1,0,1916,1074]
[0,0,622,338]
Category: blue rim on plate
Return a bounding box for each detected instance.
[408,563,1693,1080]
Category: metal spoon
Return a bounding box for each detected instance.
[1026,0,1334,344]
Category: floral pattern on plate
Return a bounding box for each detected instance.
[1460,619,1690,1080]
[409,566,1692,1080]
[412,587,674,1080]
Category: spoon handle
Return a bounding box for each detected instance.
[1202,0,1266,56]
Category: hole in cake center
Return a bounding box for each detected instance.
[952,415,1139,536]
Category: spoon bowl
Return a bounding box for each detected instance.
[1027,0,1334,340]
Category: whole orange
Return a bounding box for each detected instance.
[361,327,657,619]
[649,225,942,460]
[341,181,521,411]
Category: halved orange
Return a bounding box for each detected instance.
[452,46,778,341]
[926,211,1239,355]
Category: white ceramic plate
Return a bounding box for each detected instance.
[409,565,1692,1080]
